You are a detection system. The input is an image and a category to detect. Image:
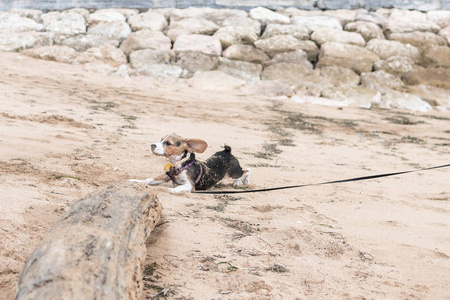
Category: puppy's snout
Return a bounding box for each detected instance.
[151,144,156,151]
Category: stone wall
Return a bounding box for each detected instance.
[1,0,449,11]
[1,6,450,112]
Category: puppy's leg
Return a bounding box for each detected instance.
[129,174,170,185]
[168,170,193,193]
[233,169,251,187]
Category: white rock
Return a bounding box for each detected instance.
[366,39,421,62]
[173,34,222,56]
[374,56,415,76]
[89,10,126,24]
[137,64,183,81]
[61,35,119,52]
[292,16,343,32]
[112,64,131,79]
[213,26,259,48]
[321,87,381,108]
[166,18,219,41]
[254,35,305,57]
[360,70,404,90]
[87,21,132,42]
[0,13,43,32]
[249,6,290,25]
[83,63,116,75]
[75,45,127,67]
[120,29,172,55]
[311,27,365,46]
[188,70,246,90]
[130,49,175,70]
[261,24,309,40]
[21,45,78,64]
[0,31,53,52]
[380,90,433,112]
[218,57,262,82]
[42,11,86,36]
[127,11,168,31]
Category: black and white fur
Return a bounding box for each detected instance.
[129,134,250,193]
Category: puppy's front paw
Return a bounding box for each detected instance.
[129,178,159,185]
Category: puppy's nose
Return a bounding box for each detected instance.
[151,144,156,151]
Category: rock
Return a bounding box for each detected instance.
[405,85,450,109]
[61,35,119,52]
[261,24,309,40]
[322,9,357,26]
[261,62,314,85]
[387,32,447,52]
[276,8,323,18]
[317,42,380,74]
[264,50,312,69]
[321,87,381,108]
[221,17,261,35]
[296,40,320,62]
[222,44,269,64]
[42,11,86,37]
[103,8,139,20]
[384,9,440,34]
[374,56,415,76]
[83,63,116,75]
[75,45,127,67]
[360,70,404,90]
[137,64,183,81]
[311,27,365,46]
[254,35,305,57]
[21,45,78,64]
[320,66,360,87]
[292,95,349,107]
[201,8,248,25]
[9,9,43,23]
[169,7,246,24]
[421,46,450,68]
[173,34,222,56]
[87,21,132,42]
[292,16,343,32]
[213,26,259,49]
[129,49,175,70]
[249,6,290,25]
[380,90,432,112]
[427,10,450,28]
[0,31,53,52]
[89,10,126,24]
[402,66,450,89]
[366,39,421,62]
[112,64,132,78]
[166,18,219,41]
[65,8,90,20]
[120,29,171,55]
[241,80,294,97]
[218,57,262,82]
[355,12,388,27]
[0,13,43,32]
[344,21,385,42]
[188,70,246,90]
[127,11,168,31]
[438,26,450,45]
[294,71,325,96]
[175,52,218,75]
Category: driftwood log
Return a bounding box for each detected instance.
[16,183,162,300]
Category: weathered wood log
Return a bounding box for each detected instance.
[16,183,162,300]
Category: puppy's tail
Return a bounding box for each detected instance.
[221,144,232,152]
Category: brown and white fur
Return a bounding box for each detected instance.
[129,134,250,193]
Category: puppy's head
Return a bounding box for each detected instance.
[151,134,208,160]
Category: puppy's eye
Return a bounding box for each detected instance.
[165,141,171,146]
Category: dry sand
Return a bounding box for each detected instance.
[0,51,449,299]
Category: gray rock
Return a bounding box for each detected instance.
[402,66,450,89]
[254,35,305,57]
[249,6,290,25]
[380,90,432,112]
[42,11,86,37]
[218,57,262,82]
[292,16,343,32]
[320,66,360,87]
[120,29,171,55]
[366,39,421,62]
[367,0,440,11]
[213,26,259,49]
[438,26,450,46]
[261,24,309,40]
[9,9,43,23]
[0,31,53,52]
[175,52,219,75]
[360,70,404,90]
[21,45,78,64]
[311,27,365,46]
[173,34,222,56]
[421,46,450,68]
[127,11,168,32]
[241,80,294,97]
[317,42,380,74]
[61,35,119,52]
[261,62,314,85]
[321,87,381,108]
[166,18,219,41]
[355,12,388,27]
[344,21,385,42]
[387,32,447,52]
[0,12,43,32]
[221,17,261,36]
[75,45,127,67]
[129,49,175,70]
[87,21,132,42]
[222,44,269,64]
[137,64,183,81]
[374,56,415,76]
[264,50,312,69]
[88,10,126,24]
[188,70,246,90]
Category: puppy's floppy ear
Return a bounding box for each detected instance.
[184,139,208,153]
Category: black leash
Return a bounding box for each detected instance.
[193,163,450,195]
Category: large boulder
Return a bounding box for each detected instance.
[120,29,172,55]
[317,42,380,74]
[87,21,132,42]
[173,34,222,56]
[88,10,126,24]
[296,40,320,62]
[384,9,440,34]
[221,17,261,35]
[129,49,175,70]
[319,66,360,87]
[427,10,450,28]
[127,11,168,31]
[213,26,259,48]
[0,12,43,32]
[374,56,416,76]
[261,23,309,40]
[249,6,290,25]
[344,21,385,42]
[264,50,312,68]
[402,66,450,89]
[360,70,404,90]
[42,11,86,37]
[61,35,119,52]
[254,35,305,57]
[261,62,314,85]
[222,44,269,64]
[387,32,447,52]
[166,18,219,41]
[311,27,365,46]
[218,57,262,82]
[421,46,450,68]
[0,31,53,52]
[355,11,388,27]
[75,45,127,67]
[380,90,432,112]
[175,52,219,75]
[292,16,343,32]
[21,45,78,64]
[439,26,450,45]
[366,39,421,62]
